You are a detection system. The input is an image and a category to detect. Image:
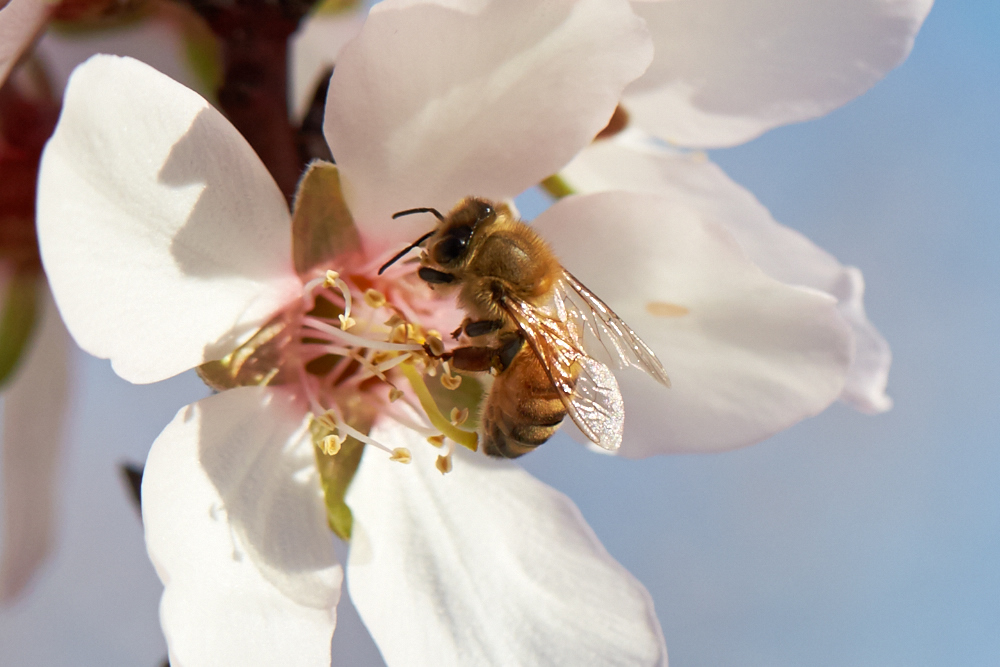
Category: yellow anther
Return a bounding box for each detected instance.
[390,448,412,464]
[364,288,387,309]
[384,313,405,328]
[435,454,453,475]
[399,363,479,452]
[314,412,337,430]
[425,334,446,357]
[323,270,340,287]
[427,434,446,448]
[388,387,404,402]
[390,323,408,344]
[339,314,356,331]
[321,433,346,456]
[450,407,469,426]
[441,372,462,390]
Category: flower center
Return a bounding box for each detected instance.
[200,265,482,477]
[294,269,481,474]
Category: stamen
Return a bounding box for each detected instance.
[364,288,387,309]
[436,438,456,474]
[389,323,409,344]
[399,363,478,452]
[302,275,327,304]
[300,343,353,358]
[388,387,404,402]
[427,434,445,448]
[435,453,452,474]
[374,353,412,374]
[321,433,346,455]
[321,271,355,326]
[439,361,462,390]
[425,333,446,357]
[302,317,423,352]
[390,448,412,464]
[333,417,396,455]
[450,407,469,426]
[314,411,338,431]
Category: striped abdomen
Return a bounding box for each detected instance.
[481,346,567,458]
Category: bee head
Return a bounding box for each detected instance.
[378,198,498,282]
[430,198,495,267]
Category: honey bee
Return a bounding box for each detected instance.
[379,197,671,458]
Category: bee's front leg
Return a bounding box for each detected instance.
[451,318,504,340]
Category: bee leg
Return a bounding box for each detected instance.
[417,267,455,284]
[447,346,497,372]
[447,334,524,373]
[495,334,524,371]
[463,319,503,338]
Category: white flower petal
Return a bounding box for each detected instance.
[324,0,652,254]
[143,386,340,667]
[37,55,300,385]
[0,284,71,602]
[289,9,366,122]
[835,267,892,413]
[347,421,666,667]
[624,0,933,147]
[561,136,892,413]
[532,191,852,456]
[0,0,51,86]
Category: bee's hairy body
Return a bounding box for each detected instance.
[393,197,571,458]
[480,343,566,458]
[385,195,668,459]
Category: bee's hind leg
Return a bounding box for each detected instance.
[446,334,524,374]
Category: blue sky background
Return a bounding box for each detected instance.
[2,1,998,665]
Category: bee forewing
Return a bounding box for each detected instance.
[567,355,624,451]
[560,271,671,387]
[500,292,625,451]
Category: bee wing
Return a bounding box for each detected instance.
[500,296,625,451]
[559,270,671,387]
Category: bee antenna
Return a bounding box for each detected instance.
[378,229,437,275]
[392,207,445,222]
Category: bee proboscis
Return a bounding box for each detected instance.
[380,197,670,458]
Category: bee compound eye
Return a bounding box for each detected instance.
[433,225,473,264]
[435,237,465,263]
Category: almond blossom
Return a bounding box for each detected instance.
[295,0,934,424]
[37,0,853,664]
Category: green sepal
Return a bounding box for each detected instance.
[196,316,290,391]
[291,161,362,277]
[311,418,365,541]
[425,369,486,433]
[172,4,223,95]
[0,275,39,389]
[313,0,364,16]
